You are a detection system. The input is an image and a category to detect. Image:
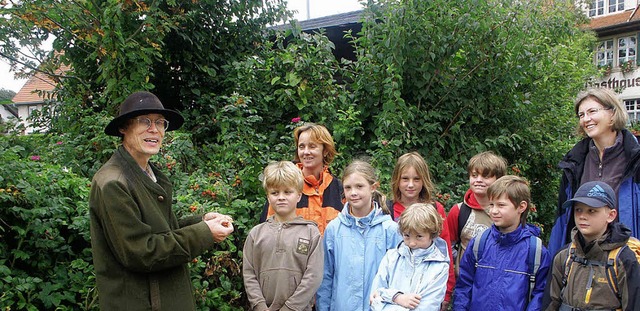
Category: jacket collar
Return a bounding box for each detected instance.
[265,215,318,227]
[338,201,392,227]
[298,163,332,189]
[570,222,631,254]
[560,129,640,180]
[115,145,167,190]
[397,237,449,264]
[490,223,534,246]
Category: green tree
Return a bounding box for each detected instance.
[0,88,16,103]
[0,0,291,143]
[346,0,595,234]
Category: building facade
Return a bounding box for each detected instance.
[8,61,68,135]
[585,0,640,124]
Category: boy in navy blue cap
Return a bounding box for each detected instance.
[544,181,640,311]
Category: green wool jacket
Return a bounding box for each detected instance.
[89,146,216,311]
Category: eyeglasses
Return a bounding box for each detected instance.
[577,107,611,119]
[135,117,169,131]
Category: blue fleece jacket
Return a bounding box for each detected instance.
[316,202,402,311]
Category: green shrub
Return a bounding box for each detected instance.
[0,135,96,310]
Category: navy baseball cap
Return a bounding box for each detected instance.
[562,181,617,210]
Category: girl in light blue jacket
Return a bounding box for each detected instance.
[316,160,402,311]
[370,203,449,311]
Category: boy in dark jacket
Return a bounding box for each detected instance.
[544,181,640,311]
[243,161,324,311]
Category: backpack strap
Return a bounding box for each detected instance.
[386,199,395,219]
[473,228,490,267]
[560,242,577,299]
[560,242,624,306]
[527,235,543,302]
[458,202,472,240]
[606,244,625,300]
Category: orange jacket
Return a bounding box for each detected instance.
[260,165,343,234]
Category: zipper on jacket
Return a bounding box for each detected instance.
[598,161,603,178]
[276,224,285,253]
[504,269,528,275]
[584,265,595,304]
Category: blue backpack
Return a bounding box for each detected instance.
[472,228,543,302]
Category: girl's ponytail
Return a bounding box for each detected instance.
[372,190,390,215]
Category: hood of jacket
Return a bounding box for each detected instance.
[397,237,449,266]
[337,201,392,227]
[265,215,319,227]
[463,188,484,210]
[560,129,640,182]
[525,223,542,237]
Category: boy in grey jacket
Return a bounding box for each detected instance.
[243,161,324,311]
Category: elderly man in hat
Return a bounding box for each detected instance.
[89,91,234,310]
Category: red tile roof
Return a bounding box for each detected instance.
[631,6,640,22]
[11,63,70,104]
[589,6,640,30]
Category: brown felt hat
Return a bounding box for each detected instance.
[104,91,184,137]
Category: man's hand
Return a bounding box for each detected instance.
[203,212,225,221]
[393,293,421,309]
[204,214,234,242]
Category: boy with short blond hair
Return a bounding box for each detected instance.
[544,181,640,311]
[454,175,551,311]
[444,151,508,276]
[243,161,323,311]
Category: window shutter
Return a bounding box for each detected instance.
[637,32,640,66]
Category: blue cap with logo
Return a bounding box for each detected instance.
[562,181,617,210]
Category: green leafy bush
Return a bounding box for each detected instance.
[0,135,96,310]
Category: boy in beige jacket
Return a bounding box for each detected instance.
[243,161,324,311]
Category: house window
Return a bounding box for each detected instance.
[28,106,38,117]
[597,39,614,66]
[608,0,624,13]
[625,99,640,124]
[589,0,624,17]
[618,36,637,65]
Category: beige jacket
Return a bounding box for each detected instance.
[243,216,323,311]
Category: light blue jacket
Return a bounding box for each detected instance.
[453,224,551,311]
[316,202,402,311]
[370,237,450,311]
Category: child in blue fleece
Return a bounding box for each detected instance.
[370,203,449,310]
[316,160,402,311]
